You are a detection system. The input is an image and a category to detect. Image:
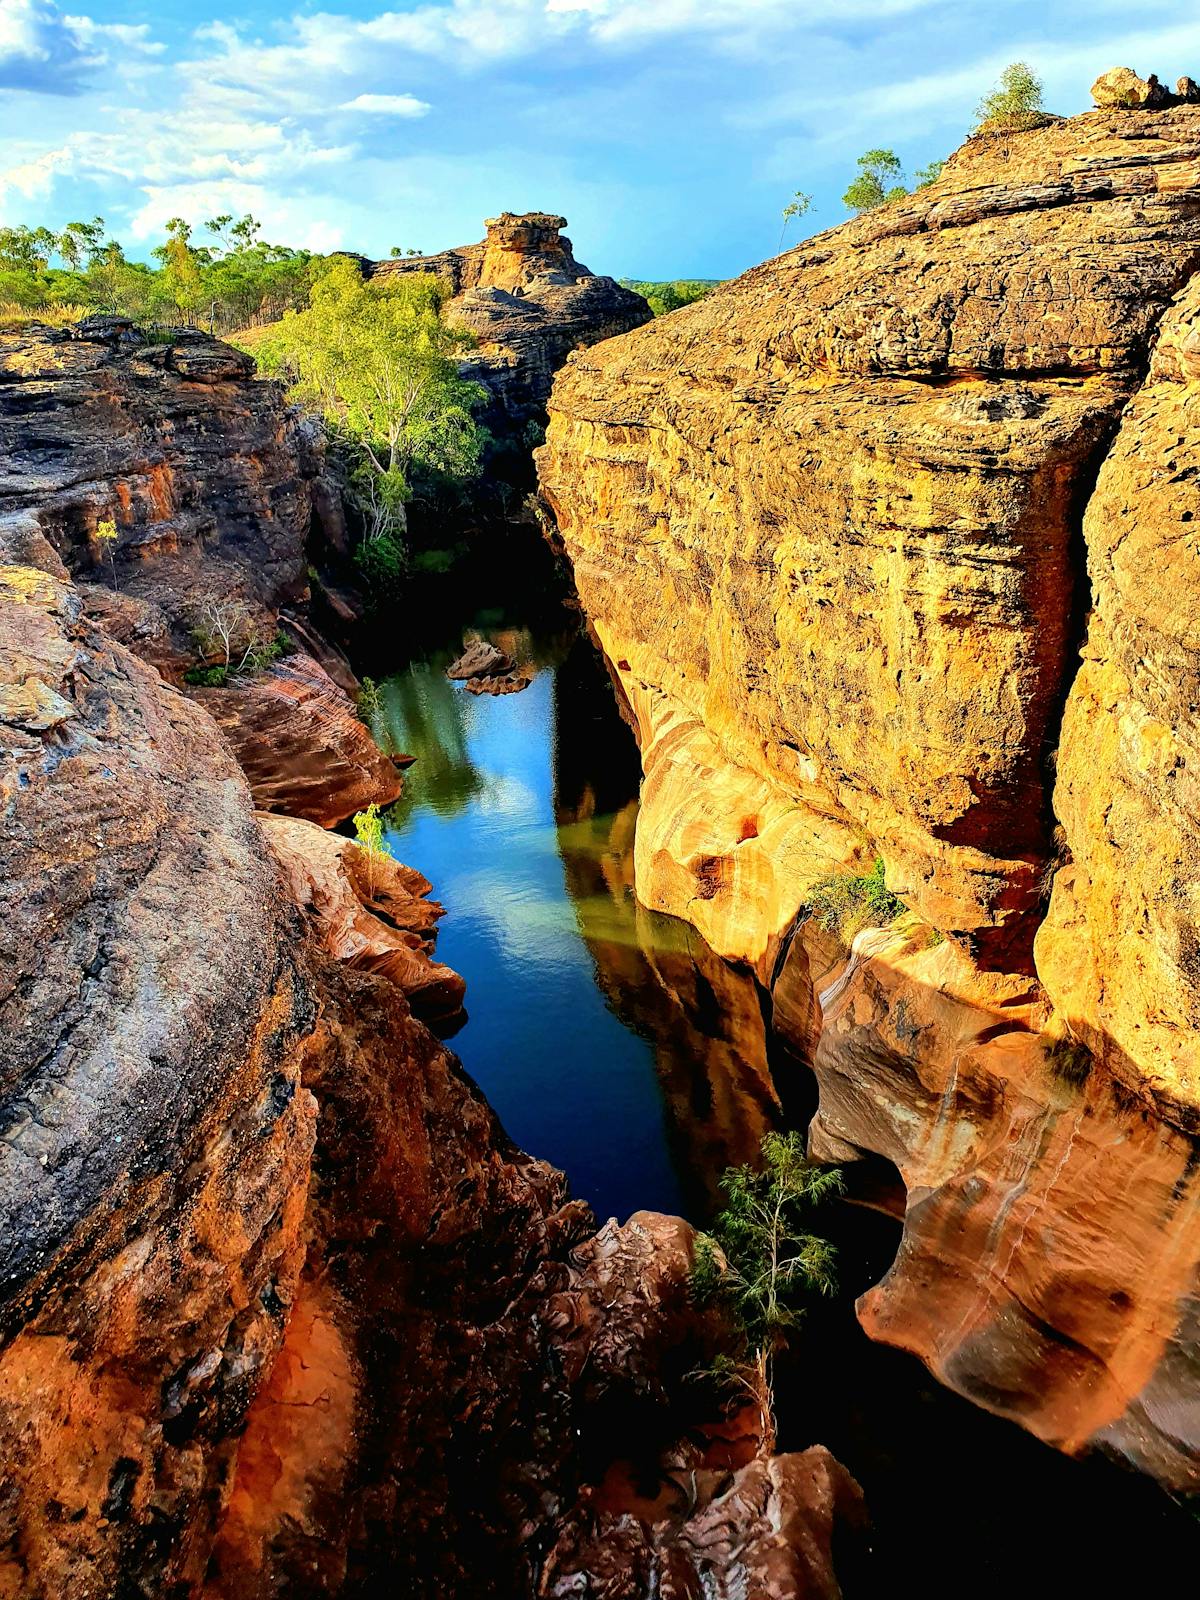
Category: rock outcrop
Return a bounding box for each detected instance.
[538,106,1200,1488]
[191,654,403,827]
[0,317,343,663]
[365,214,650,454]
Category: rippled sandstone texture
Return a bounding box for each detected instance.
[366,212,651,447]
[539,107,1200,1488]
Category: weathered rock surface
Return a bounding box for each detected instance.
[447,637,514,679]
[261,811,465,1023]
[1037,272,1200,1105]
[542,1447,865,1600]
[0,565,319,1596]
[367,213,650,450]
[538,107,1200,1486]
[0,318,344,663]
[540,107,1200,964]
[191,654,403,827]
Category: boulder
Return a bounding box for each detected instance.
[1091,67,1158,107]
[446,637,514,679]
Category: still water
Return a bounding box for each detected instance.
[361,595,1197,1599]
[367,620,779,1223]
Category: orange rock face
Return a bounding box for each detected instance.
[537,107,1200,1487]
[0,566,319,1597]
[539,108,1200,963]
[1037,273,1200,1106]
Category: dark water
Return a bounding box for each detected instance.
[363,592,1197,1599]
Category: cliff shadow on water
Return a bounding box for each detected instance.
[351,546,1200,1599]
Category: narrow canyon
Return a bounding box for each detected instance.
[1,102,1199,1600]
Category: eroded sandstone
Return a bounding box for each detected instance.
[537,106,1200,1489]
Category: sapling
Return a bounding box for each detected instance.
[693,1131,842,1455]
[95,518,119,586]
[353,802,386,898]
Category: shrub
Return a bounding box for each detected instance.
[975,62,1045,133]
[352,802,387,898]
[183,664,230,687]
[803,856,905,941]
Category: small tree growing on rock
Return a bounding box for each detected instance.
[842,149,908,214]
[353,802,387,898]
[693,1132,842,1455]
[192,597,256,674]
[95,518,119,586]
[975,62,1045,133]
[778,191,813,250]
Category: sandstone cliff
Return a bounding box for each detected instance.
[365,213,651,455]
[0,323,862,1596]
[538,105,1200,1490]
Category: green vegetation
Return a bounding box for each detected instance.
[0,213,322,333]
[619,278,719,316]
[802,856,906,941]
[357,675,384,725]
[352,802,387,897]
[247,258,486,591]
[842,148,909,214]
[183,664,231,688]
[778,190,813,250]
[975,61,1045,133]
[693,1132,842,1452]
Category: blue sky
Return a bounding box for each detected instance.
[3,0,1200,279]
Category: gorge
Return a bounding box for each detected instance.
[3,92,1200,1600]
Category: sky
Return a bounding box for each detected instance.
[3,0,1200,279]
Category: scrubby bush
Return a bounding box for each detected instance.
[975,62,1045,133]
[803,856,906,941]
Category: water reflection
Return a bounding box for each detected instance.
[375,623,776,1222]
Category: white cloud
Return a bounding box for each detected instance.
[0,0,162,93]
[340,92,431,116]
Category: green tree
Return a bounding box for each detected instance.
[156,218,206,323]
[693,1132,842,1453]
[249,258,485,584]
[778,190,813,250]
[57,216,105,271]
[842,148,908,214]
[914,159,945,188]
[975,61,1044,133]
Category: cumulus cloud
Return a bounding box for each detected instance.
[0,0,161,93]
[340,92,431,116]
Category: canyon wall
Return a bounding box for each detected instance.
[0,324,861,1596]
[538,105,1200,1490]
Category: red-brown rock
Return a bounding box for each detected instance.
[190,654,403,827]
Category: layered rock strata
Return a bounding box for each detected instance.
[538,106,1200,1488]
[0,318,343,660]
[366,213,650,448]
